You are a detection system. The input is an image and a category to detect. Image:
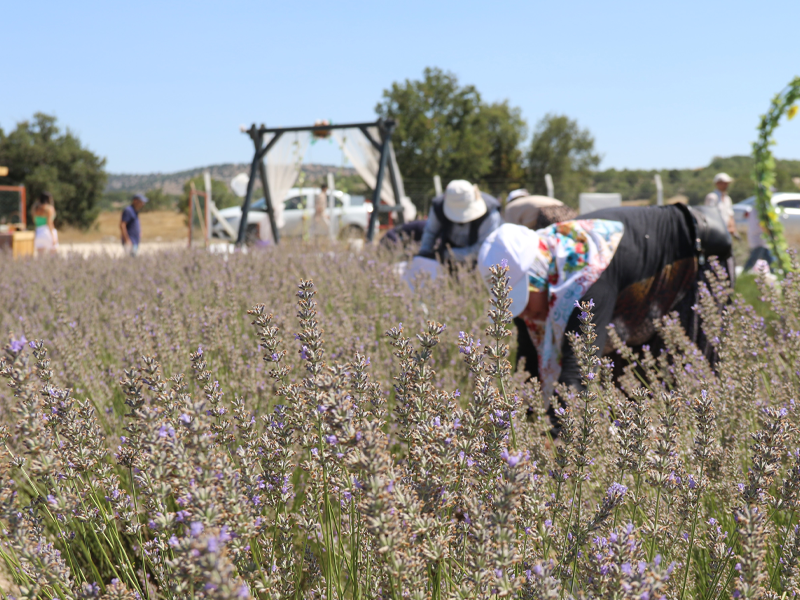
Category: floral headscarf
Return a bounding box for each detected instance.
[523,219,624,400]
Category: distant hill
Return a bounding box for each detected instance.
[106,156,800,211]
[106,163,358,195]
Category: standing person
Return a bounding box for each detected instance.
[478,203,732,413]
[32,192,58,254]
[743,205,774,271]
[312,184,331,239]
[416,179,503,264]
[120,194,147,256]
[705,173,736,236]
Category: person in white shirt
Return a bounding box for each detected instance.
[743,204,774,271]
[704,173,736,236]
[312,184,331,238]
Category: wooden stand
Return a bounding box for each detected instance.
[13,231,35,258]
[0,230,35,258]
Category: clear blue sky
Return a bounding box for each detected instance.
[3,0,799,175]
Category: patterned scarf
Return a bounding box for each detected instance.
[522,219,624,400]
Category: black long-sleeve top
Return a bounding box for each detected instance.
[516,204,698,390]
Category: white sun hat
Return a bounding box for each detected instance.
[443,180,487,224]
[478,223,542,318]
[713,172,733,183]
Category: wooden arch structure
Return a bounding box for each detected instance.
[237,118,404,245]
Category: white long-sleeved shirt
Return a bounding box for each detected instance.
[704,190,734,225]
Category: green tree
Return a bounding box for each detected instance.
[481,100,528,194]
[0,113,107,228]
[179,176,239,215]
[526,114,601,207]
[141,188,179,212]
[376,67,527,207]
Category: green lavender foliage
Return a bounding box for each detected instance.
[752,76,800,272]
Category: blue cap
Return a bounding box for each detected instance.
[132,194,148,203]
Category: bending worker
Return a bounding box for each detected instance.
[417,180,503,263]
[478,203,732,404]
[504,191,577,231]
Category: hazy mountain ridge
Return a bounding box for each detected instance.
[107,163,358,195]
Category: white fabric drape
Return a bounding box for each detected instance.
[333,127,417,221]
[265,131,311,239]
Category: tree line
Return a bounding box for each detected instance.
[377,68,800,210]
[375,68,602,208]
[2,70,799,228]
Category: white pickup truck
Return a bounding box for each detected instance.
[213,187,373,243]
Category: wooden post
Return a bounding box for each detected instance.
[655,174,664,206]
[188,182,195,248]
[327,172,336,240]
[20,186,26,227]
[203,172,212,247]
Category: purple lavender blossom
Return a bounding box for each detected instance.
[9,336,27,353]
[500,449,522,467]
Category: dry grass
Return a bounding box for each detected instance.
[57,210,187,244]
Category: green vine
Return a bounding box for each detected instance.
[751,77,800,272]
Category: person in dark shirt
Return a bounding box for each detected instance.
[478,204,732,423]
[120,194,147,256]
[379,220,427,250]
[417,180,503,264]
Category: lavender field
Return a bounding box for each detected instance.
[1,244,799,600]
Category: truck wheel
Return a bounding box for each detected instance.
[338,225,364,240]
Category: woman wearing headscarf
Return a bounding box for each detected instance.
[478,203,732,405]
[503,193,577,231]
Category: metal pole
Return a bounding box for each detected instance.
[237,128,262,246]
[367,119,395,242]
[654,174,664,206]
[545,174,554,198]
